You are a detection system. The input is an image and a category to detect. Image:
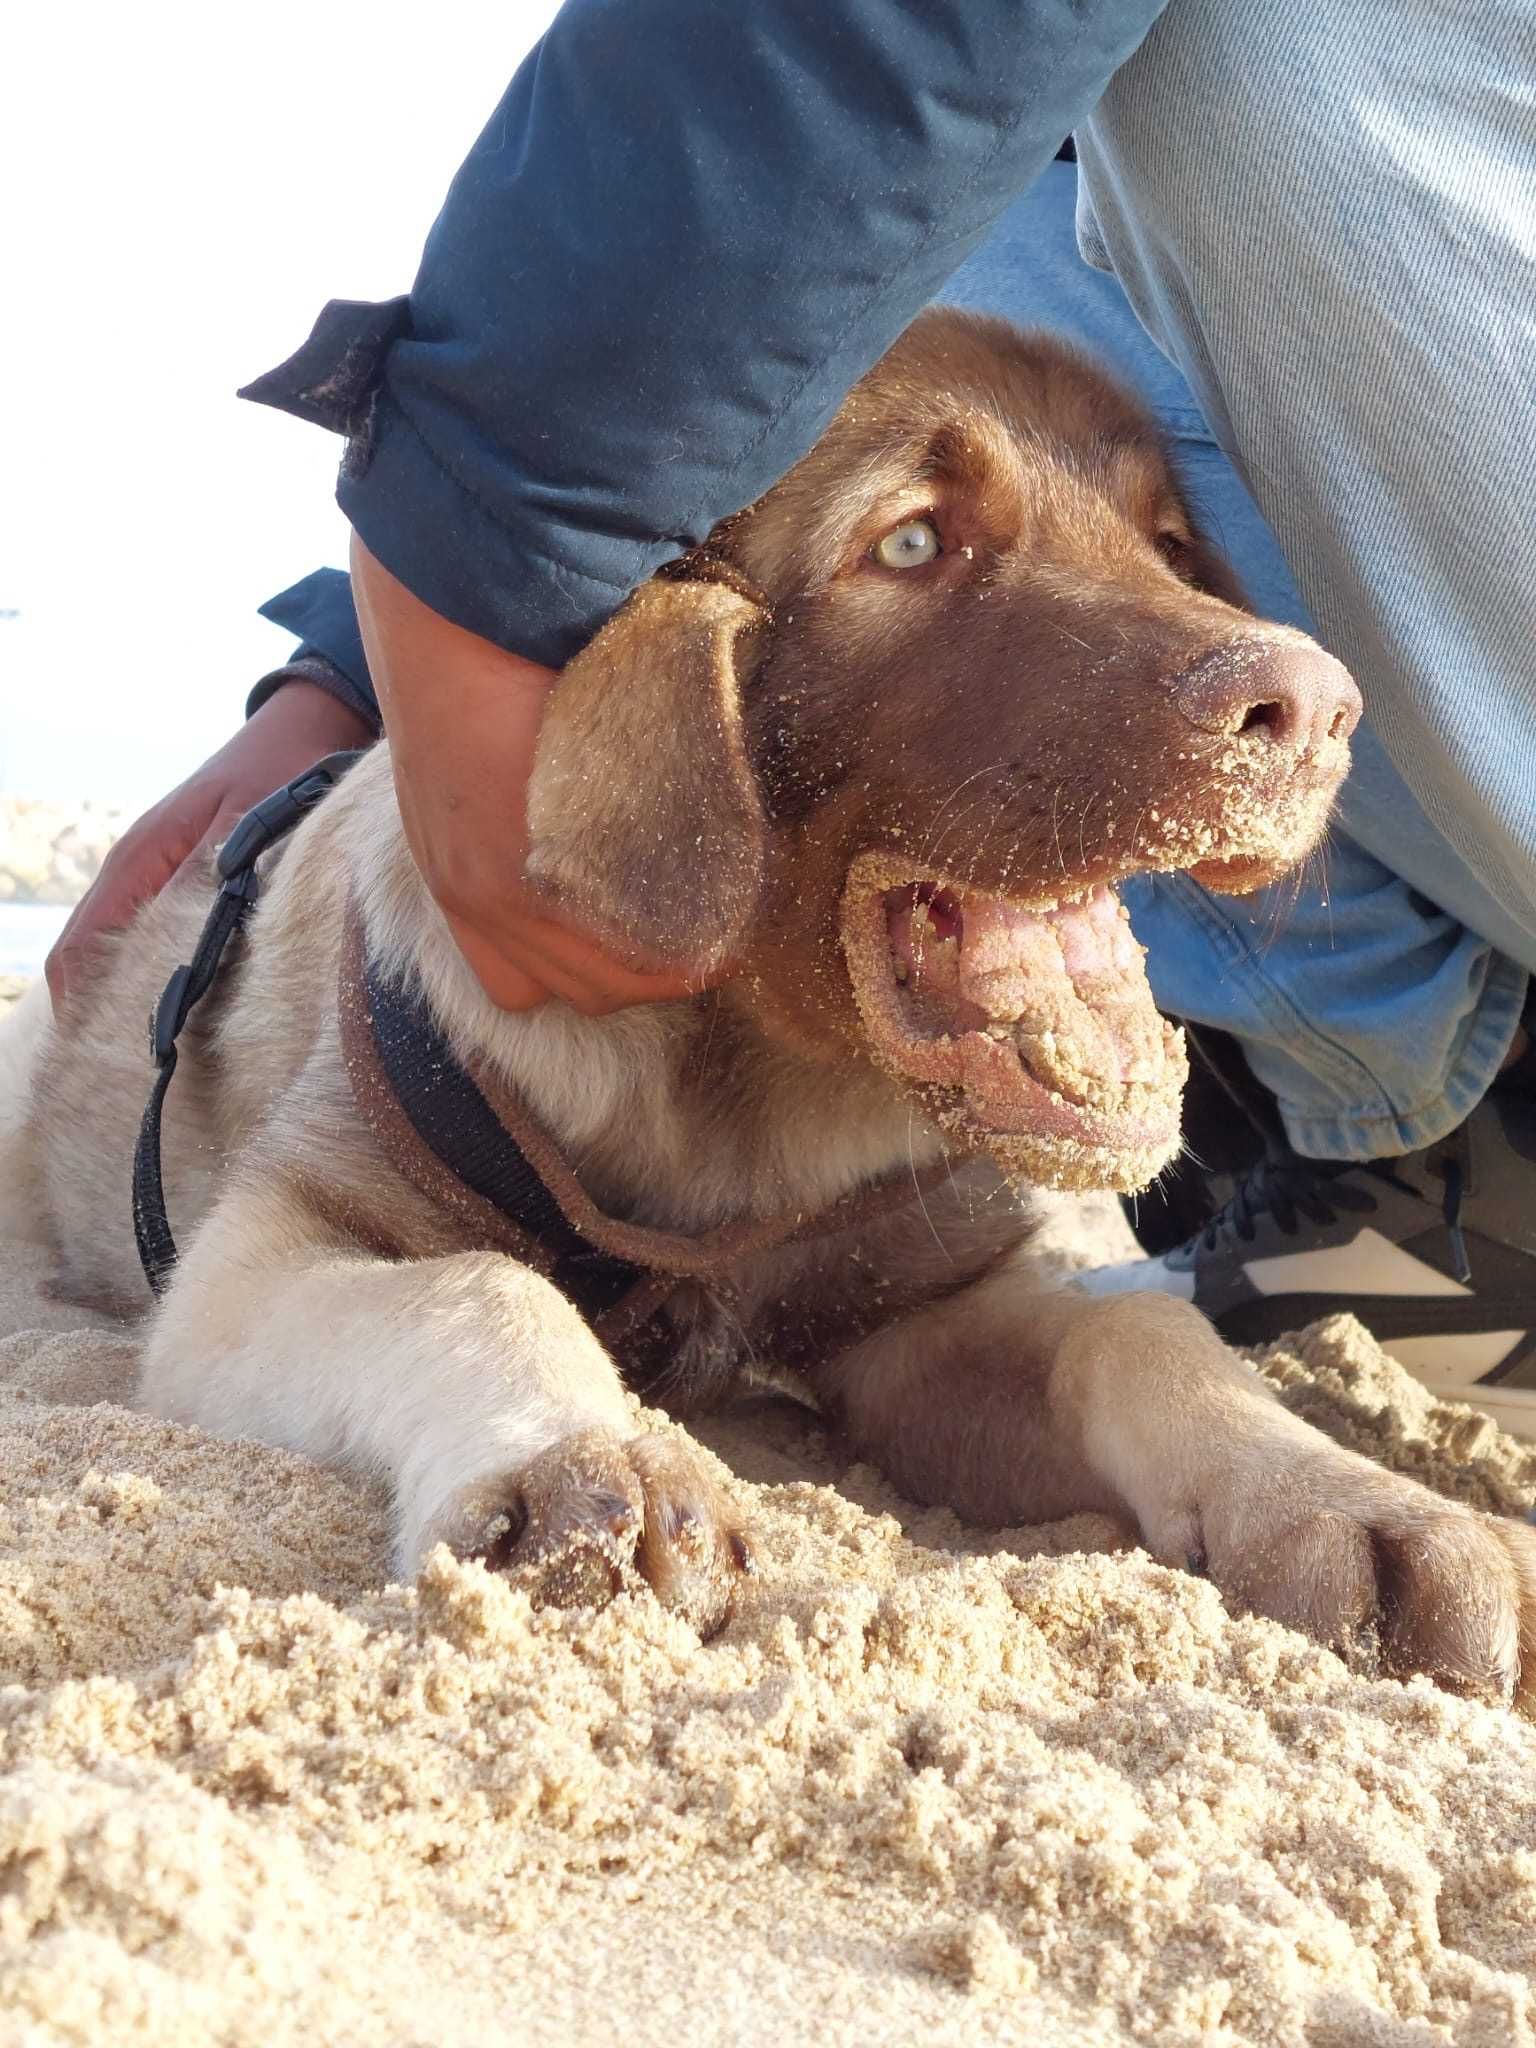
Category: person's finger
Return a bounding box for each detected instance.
[45,682,373,1009]
[46,800,209,1005]
[444,912,687,1014]
[514,918,707,1010]
[438,915,549,1011]
[175,793,262,877]
[443,908,705,1015]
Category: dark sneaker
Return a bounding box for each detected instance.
[1079,1080,1536,1439]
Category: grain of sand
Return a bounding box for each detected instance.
[3,1227,1536,2047]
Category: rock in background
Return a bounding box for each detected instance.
[0,797,126,907]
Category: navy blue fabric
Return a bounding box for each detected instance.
[257,570,369,691]
[250,570,376,723]
[250,0,1167,671]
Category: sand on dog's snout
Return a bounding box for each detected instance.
[2,1240,1536,2047]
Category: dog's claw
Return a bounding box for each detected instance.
[631,1433,753,1640]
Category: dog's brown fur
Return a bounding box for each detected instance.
[8,310,1535,1697]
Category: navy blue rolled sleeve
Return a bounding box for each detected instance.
[248,568,378,726]
[249,0,1167,671]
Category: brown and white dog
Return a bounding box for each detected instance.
[6,310,1534,1700]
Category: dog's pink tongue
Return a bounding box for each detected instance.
[961,888,1140,1008]
[890,884,1166,1104]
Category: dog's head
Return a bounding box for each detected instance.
[526,310,1359,1194]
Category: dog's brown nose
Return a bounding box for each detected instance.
[1172,638,1361,756]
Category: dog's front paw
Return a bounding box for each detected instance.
[430,1426,752,1639]
[1138,1440,1536,1708]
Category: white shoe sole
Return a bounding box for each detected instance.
[1425,1384,1536,1445]
[1075,1263,1536,1444]
[1385,1334,1536,1445]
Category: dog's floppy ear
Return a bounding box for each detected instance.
[524,575,770,978]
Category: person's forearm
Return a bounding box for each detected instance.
[245,0,1167,669]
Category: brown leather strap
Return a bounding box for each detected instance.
[467,1046,952,1277]
[338,899,952,1324]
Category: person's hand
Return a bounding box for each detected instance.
[350,533,700,1014]
[45,680,374,1007]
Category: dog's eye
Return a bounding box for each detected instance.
[874,519,942,569]
[1155,531,1193,571]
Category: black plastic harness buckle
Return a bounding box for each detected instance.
[216,763,341,880]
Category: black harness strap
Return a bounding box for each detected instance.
[361,955,645,1323]
[132,751,362,1295]
[132,745,640,1319]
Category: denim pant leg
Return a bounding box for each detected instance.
[939,164,1528,1161]
[1076,7,1536,907]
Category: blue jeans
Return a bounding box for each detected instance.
[941,160,1529,1161]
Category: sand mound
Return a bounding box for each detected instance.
[3,1239,1536,2047]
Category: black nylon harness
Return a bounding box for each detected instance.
[132,752,363,1293]
[358,948,644,1319]
[132,753,645,1319]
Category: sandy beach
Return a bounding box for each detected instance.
[3,1204,1536,2045]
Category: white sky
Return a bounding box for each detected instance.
[1,1,561,810]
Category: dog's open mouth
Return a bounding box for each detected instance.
[841,853,1187,1193]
